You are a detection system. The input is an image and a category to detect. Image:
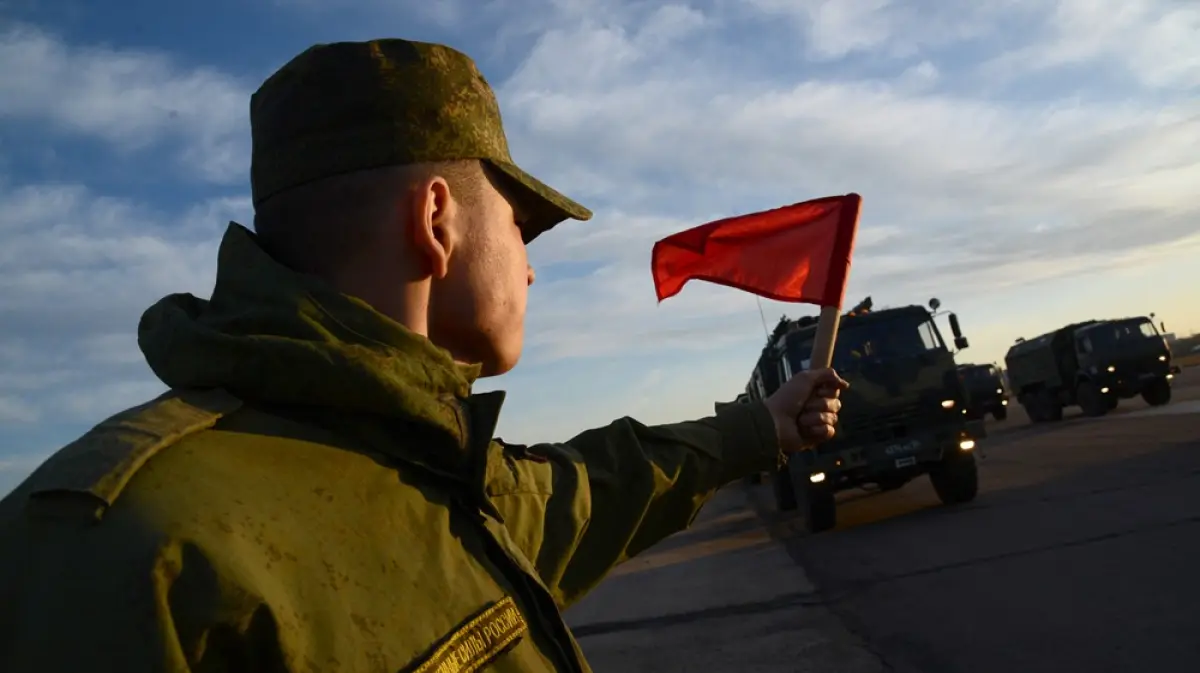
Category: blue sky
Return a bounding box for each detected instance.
[2,0,1199,495]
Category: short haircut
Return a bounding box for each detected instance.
[252,159,485,276]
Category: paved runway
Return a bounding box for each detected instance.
[759,370,1200,673]
[566,371,1200,672]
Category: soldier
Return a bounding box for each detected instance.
[0,39,847,672]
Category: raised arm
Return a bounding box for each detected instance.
[488,368,847,609]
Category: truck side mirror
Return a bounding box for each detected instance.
[955,336,970,350]
[948,313,963,338]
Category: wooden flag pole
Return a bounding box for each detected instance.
[808,193,860,371]
[809,305,841,369]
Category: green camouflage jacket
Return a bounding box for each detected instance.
[0,223,781,673]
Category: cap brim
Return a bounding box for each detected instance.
[484,159,592,243]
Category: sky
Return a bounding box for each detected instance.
[1,0,1199,496]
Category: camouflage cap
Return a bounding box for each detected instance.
[249,39,592,242]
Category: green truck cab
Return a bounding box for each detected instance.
[746,298,985,533]
[957,363,1011,421]
[1004,316,1174,421]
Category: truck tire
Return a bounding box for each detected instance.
[930,449,978,505]
[1142,378,1172,406]
[801,481,837,533]
[1076,382,1109,417]
[992,405,1008,421]
[772,465,798,511]
[1022,400,1041,423]
[1041,392,1064,422]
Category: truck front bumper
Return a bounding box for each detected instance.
[796,424,982,491]
[966,391,1009,415]
[1095,367,1171,397]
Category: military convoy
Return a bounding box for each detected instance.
[956,363,1011,421]
[744,297,985,533]
[729,302,1183,532]
[1004,316,1174,421]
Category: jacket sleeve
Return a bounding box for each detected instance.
[489,400,782,610]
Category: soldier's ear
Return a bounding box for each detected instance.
[407,175,458,280]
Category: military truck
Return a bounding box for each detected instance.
[1005,316,1174,421]
[957,363,1010,421]
[746,298,985,533]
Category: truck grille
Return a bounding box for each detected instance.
[840,403,943,444]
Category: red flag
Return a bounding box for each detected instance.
[650,193,860,308]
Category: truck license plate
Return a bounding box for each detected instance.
[895,456,917,468]
[884,439,921,456]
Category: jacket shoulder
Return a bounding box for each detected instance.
[18,388,244,522]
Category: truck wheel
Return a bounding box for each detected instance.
[801,481,836,533]
[992,405,1008,421]
[1142,378,1172,406]
[1021,400,1041,423]
[1041,393,1064,422]
[930,449,978,505]
[771,465,797,511]
[1076,382,1109,417]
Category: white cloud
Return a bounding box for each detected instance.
[985,0,1200,90]
[0,396,37,424]
[897,60,939,91]
[492,4,1200,367]
[483,345,761,444]
[755,0,901,60]
[0,181,248,426]
[0,24,252,182]
[737,0,1043,61]
[0,183,247,333]
[503,36,1200,217]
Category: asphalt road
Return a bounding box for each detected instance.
[565,489,886,672]
[566,370,1200,672]
[762,369,1200,673]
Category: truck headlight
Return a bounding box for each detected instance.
[959,439,976,451]
[941,399,955,409]
[1106,365,1116,373]
[1159,355,1167,362]
[809,472,826,483]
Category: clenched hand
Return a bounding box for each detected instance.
[763,368,850,453]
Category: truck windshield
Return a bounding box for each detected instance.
[960,366,996,382]
[785,315,944,373]
[1081,318,1158,351]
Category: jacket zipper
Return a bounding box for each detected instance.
[458,501,584,673]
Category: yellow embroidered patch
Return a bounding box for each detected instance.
[412,596,528,673]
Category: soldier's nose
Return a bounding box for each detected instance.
[527,265,536,287]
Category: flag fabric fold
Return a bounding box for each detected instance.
[650,193,861,308]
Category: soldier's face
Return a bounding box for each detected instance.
[428,175,533,377]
